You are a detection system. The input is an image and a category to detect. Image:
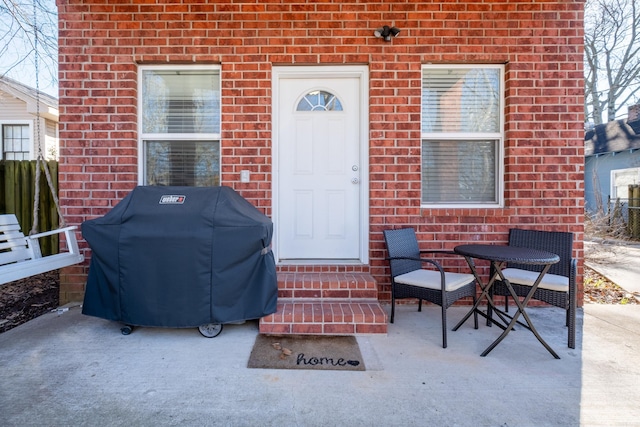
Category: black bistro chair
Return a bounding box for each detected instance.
[489,228,577,349]
[383,227,478,348]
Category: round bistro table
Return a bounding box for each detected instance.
[452,244,561,359]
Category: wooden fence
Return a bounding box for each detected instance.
[0,160,60,256]
[629,185,640,240]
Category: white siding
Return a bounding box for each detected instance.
[44,118,59,159]
[0,89,59,160]
[0,92,32,121]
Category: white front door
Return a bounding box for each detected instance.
[274,66,368,262]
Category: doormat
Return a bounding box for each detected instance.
[247,334,366,371]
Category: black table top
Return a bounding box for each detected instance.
[454,244,560,265]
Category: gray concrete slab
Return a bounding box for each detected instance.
[585,240,640,297]
[1,302,639,426]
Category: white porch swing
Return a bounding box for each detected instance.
[0,214,83,285]
[0,5,83,285]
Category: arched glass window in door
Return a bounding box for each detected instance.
[296,90,343,111]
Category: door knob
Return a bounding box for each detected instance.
[351,178,359,184]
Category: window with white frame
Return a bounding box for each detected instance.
[611,167,640,200]
[139,66,221,186]
[421,65,504,207]
[2,124,31,160]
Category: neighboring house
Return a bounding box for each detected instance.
[585,104,640,215]
[57,1,585,333]
[0,76,59,160]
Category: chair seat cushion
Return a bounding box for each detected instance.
[501,268,568,292]
[394,269,475,291]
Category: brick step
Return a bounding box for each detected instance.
[276,272,379,299]
[259,299,388,335]
[259,272,388,336]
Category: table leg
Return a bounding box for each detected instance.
[453,257,507,331]
[480,264,560,359]
[483,263,514,328]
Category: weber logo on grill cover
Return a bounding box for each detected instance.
[159,195,186,205]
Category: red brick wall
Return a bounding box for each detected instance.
[57,0,585,304]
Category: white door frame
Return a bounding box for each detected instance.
[272,65,369,264]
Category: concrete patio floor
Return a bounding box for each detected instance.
[1,302,639,426]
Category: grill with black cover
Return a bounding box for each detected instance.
[81,186,277,331]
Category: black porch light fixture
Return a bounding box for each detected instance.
[374,25,400,42]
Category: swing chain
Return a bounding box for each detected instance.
[29,0,66,236]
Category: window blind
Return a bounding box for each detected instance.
[422,68,500,134]
[421,66,503,205]
[422,139,497,203]
[145,140,220,187]
[140,66,221,187]
[142,70,220,134]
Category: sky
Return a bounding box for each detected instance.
[0,52,58,97]
[0,0,58,97]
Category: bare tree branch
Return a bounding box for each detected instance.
[0,0,57,92]
[585,0,640,124]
